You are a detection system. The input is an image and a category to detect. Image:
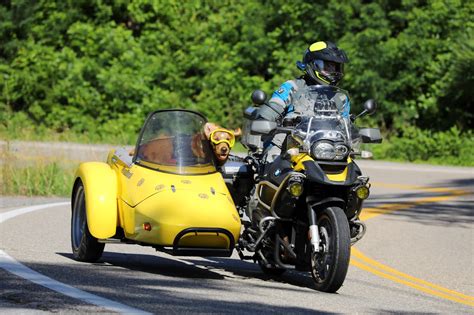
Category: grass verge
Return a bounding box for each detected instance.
[1,158,76,197]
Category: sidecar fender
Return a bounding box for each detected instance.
[73,162,118,239]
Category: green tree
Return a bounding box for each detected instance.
[0,0,472,146]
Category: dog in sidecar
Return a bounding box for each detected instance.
[71,109,241,262]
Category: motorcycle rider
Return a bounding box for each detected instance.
[257,41,350,157]
[249,41,350,266]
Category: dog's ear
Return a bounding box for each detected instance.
[233,128,242,137]
[191,133,206,158]
[204,122,218,139]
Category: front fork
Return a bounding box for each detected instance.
[307,203,320,253]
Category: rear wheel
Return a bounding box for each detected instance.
[71,182,104,262]
[310,206,350,293]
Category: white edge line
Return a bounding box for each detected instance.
[0,202,70,224]
[0,202,152,315]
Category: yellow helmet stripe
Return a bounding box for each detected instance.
[315,71,330,84]
[309,41,327,52]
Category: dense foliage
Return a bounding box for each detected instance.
[371,127,474,166]
[1,1,473,159]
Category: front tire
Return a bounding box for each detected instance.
[310,206,350,293]
[71,182,104,262]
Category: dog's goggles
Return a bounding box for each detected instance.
[209,129,236,148]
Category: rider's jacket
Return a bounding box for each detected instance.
[258,78,350,122]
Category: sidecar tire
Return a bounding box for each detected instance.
[71,182,105,262]
[258,259,286,276]
[310,206,350,293]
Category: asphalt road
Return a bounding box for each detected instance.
[1,160,473,314]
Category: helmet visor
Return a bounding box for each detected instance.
[313,59,343,74]
[312,59,344,84]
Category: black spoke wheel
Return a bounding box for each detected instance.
[310,207,350,293]
[71,182,104,262]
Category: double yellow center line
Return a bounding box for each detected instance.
[352,183,473,307]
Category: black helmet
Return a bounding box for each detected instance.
[297,41,349,86]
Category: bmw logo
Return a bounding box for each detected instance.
[274,169,282,176]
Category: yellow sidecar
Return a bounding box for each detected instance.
[71,109,241,262]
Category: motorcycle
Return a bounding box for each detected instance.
[222,85,382,293]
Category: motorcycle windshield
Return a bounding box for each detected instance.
[297,118,349,143]
[294,86,352,145]
[133,110,217,175]
[306,85,350,118]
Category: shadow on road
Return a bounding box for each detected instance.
[58,251,316,292]
[385,201,472,226]
[432,178,474,189]
[10,253,335,314]
[185,256,317,291]
[365,177,473,226]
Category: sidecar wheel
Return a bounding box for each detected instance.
[71,182,104,262]
[310,206,350,293]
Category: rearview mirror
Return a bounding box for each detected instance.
[250,120,277,135]
[356,99,377,120]
[363,99,377,115]
[251,90,267,106]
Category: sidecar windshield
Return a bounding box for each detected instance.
[133,110,217,174]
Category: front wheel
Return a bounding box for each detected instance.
[71,182,105,262]
[310,206,350,293]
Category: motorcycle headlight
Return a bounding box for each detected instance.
[311,142,349,161]
[334,144,349,160]
[311,142,336,160]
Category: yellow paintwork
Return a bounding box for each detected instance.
[121,186,240,246]
[114,161,230,208]
[138,160,216,175]
[291,153,314,171]
[75,148,241,250]
[115,160,240,246]
[75,162,118,239]
[326,165,348,182]
[290,153,351,182]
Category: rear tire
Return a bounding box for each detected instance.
[71,182,104,262]
[310,206,350,293]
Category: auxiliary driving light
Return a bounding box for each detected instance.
[355,186,370,200]
[288,182,304,197]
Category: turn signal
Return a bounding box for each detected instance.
[355,186,370,200]
[288,182,303,197]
